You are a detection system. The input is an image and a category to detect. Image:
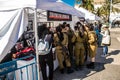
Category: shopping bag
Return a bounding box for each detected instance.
[101,35,111,46]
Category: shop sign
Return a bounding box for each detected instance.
[47,11,72,21]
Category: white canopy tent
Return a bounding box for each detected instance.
[0,0,39,63]
[110,13,120,21]
[0,9,28,62]
[0,0,84,17]
[0,0,37,61]
[0,0,85,62]
[37,0,85,17]
[0,0,36,11]
[75,5,102,21]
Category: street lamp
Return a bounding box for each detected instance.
[109,0,112,29]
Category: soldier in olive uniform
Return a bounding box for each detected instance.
[72,22,86,70]
[84,24,98,69]
[83,26,89,62]
[65,24,75,63]
[53,25,74,74]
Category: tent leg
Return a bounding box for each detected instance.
[34,8,40,80]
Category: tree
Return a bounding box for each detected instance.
[75,0,120,22]
[112,0,120,12]
[95,0,120,22]
[113,0,120,4]
[75,0,94,12]
[95,8,103,17]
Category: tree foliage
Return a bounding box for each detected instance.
[75,0,120,22]
[113,0,120,4]
[96,0,120,21]
[76,0,94,12]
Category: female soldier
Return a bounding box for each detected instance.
[84,24,98,69]
[53,25,74,74]
[65,24,75,63]
[72,22,86,70]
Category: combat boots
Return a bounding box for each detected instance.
[74,65,79,71]
[60,68,64,74]
[67,67,74,74]
[86,62,95,69]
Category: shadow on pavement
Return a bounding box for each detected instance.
[79,62,105,79]
[53,62,107,80]
[82,57,113,79]
[54,50,120,80]
[108,50,120,56]
[105,58,114,64]
[84,50,120,79]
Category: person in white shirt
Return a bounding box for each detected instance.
[101,24,111,57]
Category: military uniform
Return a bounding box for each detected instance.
[54,33,71,70]
[84,31,89,61]
[72,31,85,67]
[66,29,74,62]
[87,31,97,58]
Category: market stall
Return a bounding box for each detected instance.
[0,0,85,80]
[0,0,84,62]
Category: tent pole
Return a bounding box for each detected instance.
[34,8,40,80]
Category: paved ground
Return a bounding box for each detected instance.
[53,28,120,80]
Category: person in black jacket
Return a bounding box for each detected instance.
[37,24,54,80]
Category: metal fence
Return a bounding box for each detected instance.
[0,55,38,80]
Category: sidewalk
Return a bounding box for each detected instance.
[110,28,120,32]
[53,29,120,80]
[53,47,120,80]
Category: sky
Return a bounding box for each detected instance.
[62,0,75,7]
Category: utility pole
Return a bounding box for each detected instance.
[109,0,112,29]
